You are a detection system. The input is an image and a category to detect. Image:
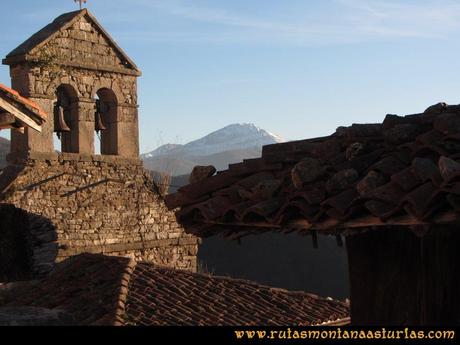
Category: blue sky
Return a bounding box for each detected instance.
[2,0,460,153]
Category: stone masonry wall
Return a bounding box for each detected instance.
[7,12,140,158]
[0,153,199,276]
[9,63,139,158]
[41,14,134,74]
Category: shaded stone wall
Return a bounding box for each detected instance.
[0,203,58,281]
[0,153,199,275]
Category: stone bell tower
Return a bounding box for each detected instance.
[0,10,199,281]
[3,9,140,158]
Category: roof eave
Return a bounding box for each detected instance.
[84,10,141,73]
[2,55,28,66]
[182,209,460,238]
[2,54,141,77]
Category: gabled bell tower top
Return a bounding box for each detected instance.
[3,9,141,159]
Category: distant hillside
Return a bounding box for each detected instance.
[141,123,284,176]
[144,147,263,176]
[0,137,9,169]
[143,143,183,158]
[145,156,196,177]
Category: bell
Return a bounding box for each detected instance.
[53,104,70,136]
[95,111,107,132]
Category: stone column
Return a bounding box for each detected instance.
[75,99,95,155]
[117,104,139,158]
[10,97,54,156]
[9,65,55,156]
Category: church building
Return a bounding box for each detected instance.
[0,9,199,281]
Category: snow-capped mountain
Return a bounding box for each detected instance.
[143,123,283,158]
[141,123,284,175]
[142,144,183,159]
[176,123,283,157]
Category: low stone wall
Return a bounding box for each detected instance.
[0,152,199,278]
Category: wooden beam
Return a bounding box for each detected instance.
[207,220,279,229]
[0,124,16,130]
[201,210,460,233]
[0,98,41,132]
[286,212,460,231]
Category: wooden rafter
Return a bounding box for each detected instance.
[203,210,460,234]
[0,97,42,132]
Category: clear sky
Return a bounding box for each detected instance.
[1,0,460,153]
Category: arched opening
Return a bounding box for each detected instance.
[94,94,102,155]
[54,85,78,153]
[94,88,118,155]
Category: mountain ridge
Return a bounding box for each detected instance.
[143,123,283,159]
[141,123,284,175]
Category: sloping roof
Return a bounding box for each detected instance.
[165,102,460,238]
[0,254,133,325]
[0,83,46,131]
[4,10,83,60]
[125,262,349,326]
[1,254,349,326]
[2,9,140,74]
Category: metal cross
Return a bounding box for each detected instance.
[74,0,87,10]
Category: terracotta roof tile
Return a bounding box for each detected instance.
[1,254,132,325]
[2,254,349,326]
[165,102,460,236]
[125,262,349,326]
[0,83,47,122]
[391,168,421,191]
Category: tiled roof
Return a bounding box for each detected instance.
[165,103,460,238]
[0,83,47,120]
[125,262,349,326]
[0,83,47,132]
[1,254,349,326]
[1,254,133,325]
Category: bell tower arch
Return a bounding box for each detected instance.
[2,9,141,159]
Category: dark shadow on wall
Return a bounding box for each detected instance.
[0,204,58,282]
[198,232,349,300]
